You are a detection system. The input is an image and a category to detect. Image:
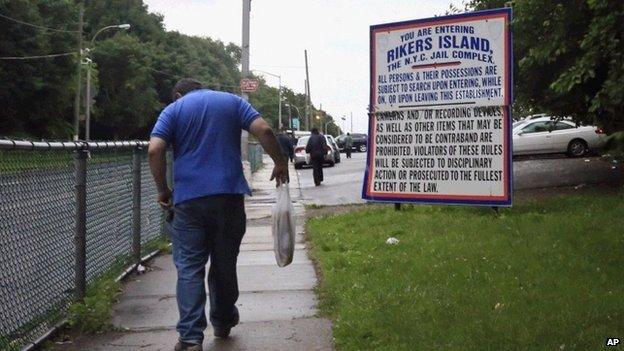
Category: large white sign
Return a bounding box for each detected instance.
[363,9,513,206]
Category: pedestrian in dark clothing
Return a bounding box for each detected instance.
[276,130,294,162]
[305,128,328,186]
[344,133,353,159]
[148,78,288,351]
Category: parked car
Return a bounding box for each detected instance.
[513,117,606,157]
[326,135,341,164]
[336,133,368,152]
[289,130,311,144]
[294,135,336,169]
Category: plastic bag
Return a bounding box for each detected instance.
[272,183,296,267]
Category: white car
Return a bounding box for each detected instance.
[293,135,335,169]
[513,117,606,157]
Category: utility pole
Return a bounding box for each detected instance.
[73,3,84,141]
[241,0,251,176]
[350,111,353,133]
[319,103,322,130]
[287,104,293,133]
[304,79,308,130]
[304,49,311,131]
[84,59,92,140]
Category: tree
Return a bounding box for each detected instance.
[463,0,623,132]
[0,0,327,141]
[90,34,160,139]
[0,0,78,138]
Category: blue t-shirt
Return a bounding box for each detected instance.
[150,89,260,205]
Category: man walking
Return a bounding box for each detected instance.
[344,132,353,158]
[305,128,328,186]
[276,128,294,162]
[148,78,288,351]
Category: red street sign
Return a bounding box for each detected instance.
[240,78,260,93]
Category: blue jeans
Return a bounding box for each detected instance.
[170,194,246,344]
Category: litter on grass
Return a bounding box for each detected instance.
[386,237,399,245]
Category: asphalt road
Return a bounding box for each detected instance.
[297,152,623,206]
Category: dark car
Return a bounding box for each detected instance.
[336,133,368,152]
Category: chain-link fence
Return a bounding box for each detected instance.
[248,142,264,172]
[0,140,169,351]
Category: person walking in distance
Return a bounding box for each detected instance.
[276,128,294,162]
[344,132,353,159]
[148,78,289,351]
[306,128,329,186]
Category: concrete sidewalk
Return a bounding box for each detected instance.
[61,155,333,350]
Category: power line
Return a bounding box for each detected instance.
[0,52,76,60]
[0,12,79,33]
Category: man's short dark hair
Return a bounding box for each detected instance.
[172,78,203,100]
[311,128,319,134]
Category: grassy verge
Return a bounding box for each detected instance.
[66,256,129,333]
[307,192,624,350]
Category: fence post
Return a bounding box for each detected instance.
[74,146,88,301]
[132,145,142,265]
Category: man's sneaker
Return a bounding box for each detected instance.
[174,341,202,351]
[213,314,239,339]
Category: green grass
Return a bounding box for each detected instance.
[66,255,129,333]
[307,193,624,351]
[142,235,172,255]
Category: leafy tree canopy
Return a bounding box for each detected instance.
[460,0,623,132]
[0,0,340,140]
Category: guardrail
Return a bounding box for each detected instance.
[0,140,170,351]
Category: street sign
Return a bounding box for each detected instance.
[363,8,513,206]
[240,78,260,93]
[291,118,300,130]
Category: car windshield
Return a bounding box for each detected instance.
[513,121,526,129]
[296,135,332,147]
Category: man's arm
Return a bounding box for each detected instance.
[249,117,289,185]
[148,137,172,208]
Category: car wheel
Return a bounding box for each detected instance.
[567,139,588,157]
[358,144,367,153]
[328,161,335,167]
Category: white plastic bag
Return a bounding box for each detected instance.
[272,183,296,267]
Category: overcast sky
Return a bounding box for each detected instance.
[144,0,462,133]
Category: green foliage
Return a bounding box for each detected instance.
[67,278,122,333]
[249,82,342,135]
[0,0,314,140]
[142,235,171,254]
[0,0,78,139]
[604,131,624,158]
[66,254,130,333]
[464,0,623,133]
[308,192,624,350]
[90,34,160,139]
